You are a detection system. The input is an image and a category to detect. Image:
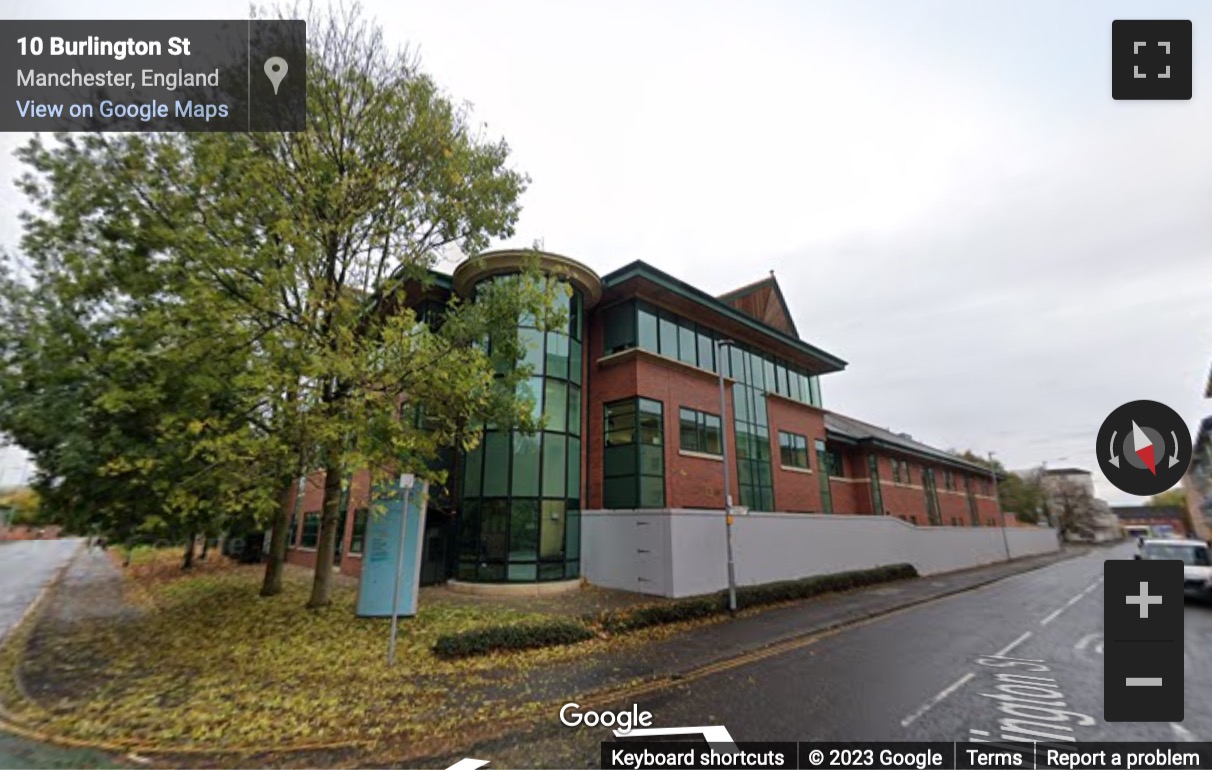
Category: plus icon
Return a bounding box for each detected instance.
[1112,20,1192,100]
[1126,581,1163,619]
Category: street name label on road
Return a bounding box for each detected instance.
[597,743,1212,770]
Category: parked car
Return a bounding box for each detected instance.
[1136,538,1212,600]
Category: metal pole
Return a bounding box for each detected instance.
[716,339,738,613]
[387,481,412,666]
[990,451,1010,562]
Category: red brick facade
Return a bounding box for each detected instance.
[283,468,375,578]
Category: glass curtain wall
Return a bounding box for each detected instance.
[458,282,584,582]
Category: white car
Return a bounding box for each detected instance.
[1136,538,1212,600]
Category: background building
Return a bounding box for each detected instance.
[1038,467,1120,542]
[1113,504,1190,540]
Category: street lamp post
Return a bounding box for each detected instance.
[989,451,1010,562]
[715,339,738,613]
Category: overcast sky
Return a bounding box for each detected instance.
[2,0,1210,504]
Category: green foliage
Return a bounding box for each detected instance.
[734,563,917,607]
[0,3,558,606]
[593,595,727,634]
[432,619,596,659]
[999,473,1044,524]
[1149,489,1187,509]
[589,564,917,636]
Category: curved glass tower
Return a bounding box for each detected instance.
[453,252,601,583]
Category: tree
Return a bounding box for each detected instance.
[998,473,1044,525]
[0,487,40,526]
[1,5,561,609]
[1149,488,1187,509]
[1050,476,1100,538]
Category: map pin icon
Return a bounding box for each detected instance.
[264,57,288,95]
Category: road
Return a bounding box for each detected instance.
[0,539,81,642]
[465,542,1212,766]
[0,538,123,770]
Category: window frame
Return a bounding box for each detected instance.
[777,430,809,469]
[679,407,723,456]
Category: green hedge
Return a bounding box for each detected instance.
[735,563,917,607]
[593,563,918,634]
[433,619,596,659]
[433,563,918,657]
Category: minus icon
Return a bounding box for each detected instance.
[1126,677,1163,686]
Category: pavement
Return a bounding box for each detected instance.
[0,539,126,770]
[427,542,1212,767]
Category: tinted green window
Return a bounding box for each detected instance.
[568,385,582,436]
[678,323,697,366]
[544,380,567,432]
[659,314,678,358]
[638,304,658,351]
[546,332,569,379]
[509,499,538,562]
[778,431,808,468]
[301,512,320,548]
[458,499,480,561]
[518,376,543,424]
[511,433,540,497]
[604,301,636,354]
[480,499,508,562]
[569,340,582,385]
[520,327,544,371]
[482,431,510,496]
[569,291,583,341]
[349,506,366,555]
[463,443,483,497]
[540,500,566,559]
[542,433,567,498]
[602,397,664,510]
[567,437,581,498]
[815,440,832,513]
[680,407,722,455]
[697,331,715,372]
[565,508,581,560]
[868,454,884,515]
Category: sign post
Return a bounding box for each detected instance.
[388,473,415,666]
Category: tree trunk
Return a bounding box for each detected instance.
[261,472,298,597]
[182,531,196,570]
[200,536,210,560]
[307,448,344,609]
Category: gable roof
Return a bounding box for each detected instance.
[824,412,1002,477]
[717,273,799,338]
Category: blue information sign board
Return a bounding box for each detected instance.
[355,476,428,618]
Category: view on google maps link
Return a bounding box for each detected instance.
[0,1,1211,769]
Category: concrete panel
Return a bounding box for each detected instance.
[582,509,1060,598]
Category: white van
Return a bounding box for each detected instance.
[1137,538,1212,600]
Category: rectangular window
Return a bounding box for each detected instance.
[891,458,901,484]
[825,448,844,477]
[482,430,510,497]
[778,430,808,469]
[288,512,299,547]
[543,379,568,432]
[944,469,954,490]
[603,301,636,355]
[697,330,715,373]
[637,303,658,352]
[902,461,911,484]
[511,432,540,497]
[679,408,723,455]
[545,332,569,380]
[301,511,321,548]
[603,398,664,508]
[868,455,884,515]
[815,440,833,513]
[678,323,697,366]
[658,313,678,359]
[349,508,369,554]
